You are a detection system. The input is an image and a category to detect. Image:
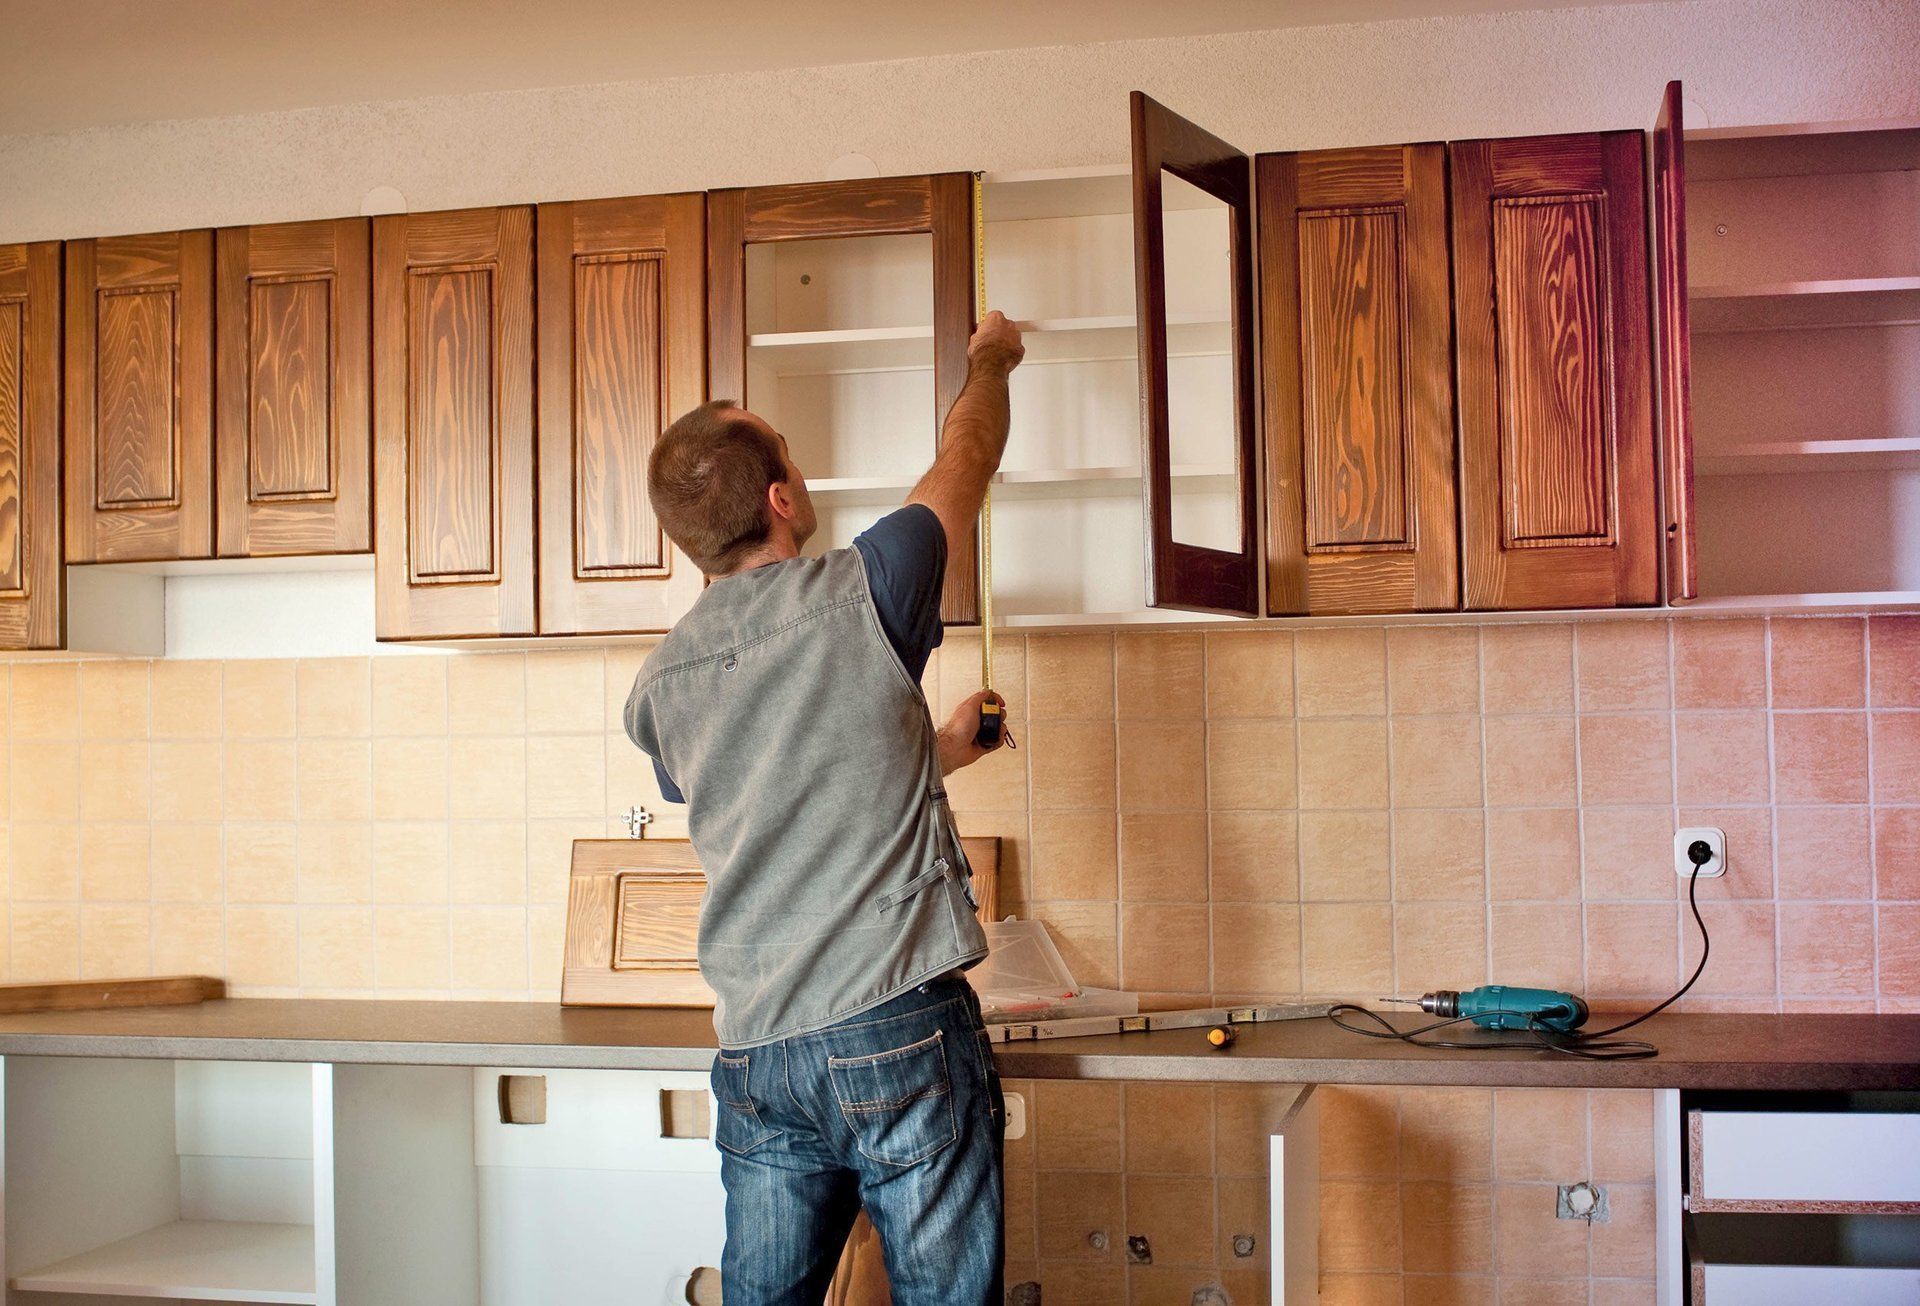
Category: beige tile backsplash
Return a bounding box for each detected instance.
[4,614,1918,1302]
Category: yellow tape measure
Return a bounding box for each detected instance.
[972,173,1005,751]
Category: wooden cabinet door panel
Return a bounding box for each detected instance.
[1451,131,1658,610]
[707,173,979,624]
[536,194,707,635]
[64,230,214,562]
[215,218,371,557]
[372,207,536,639]
[0,242,63,650]
[1260,143,1458,615]
[1654,81,1698,602]
[1131,91,1262,616]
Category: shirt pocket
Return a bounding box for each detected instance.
[826,1029,958,1168]
[710,1051,779,1157]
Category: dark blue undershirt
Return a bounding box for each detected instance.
[650,504,947,804]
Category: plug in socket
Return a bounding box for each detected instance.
[1675,827,1726,879]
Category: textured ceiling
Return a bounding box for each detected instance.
[0,0,1670,135]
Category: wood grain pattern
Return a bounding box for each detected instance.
[1131,91,1260,617]
[0,975,224,1014]
[0,241,63,650]
[705,175,979,625]
[1261,142,1459,616]
[64,230,214,562]
[1654,80,1698,602]
[215,218,372,557]
[536,193,707,636]
[561,836,1001,1009]
[1451,131,1657,611]
[372,206,536,639]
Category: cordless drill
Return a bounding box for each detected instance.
[1380,985,1590,1033]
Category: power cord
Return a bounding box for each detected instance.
[1326,839,1715,1061]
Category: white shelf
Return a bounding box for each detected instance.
[746,315,1228,376]
[1697,436,1920,475]
[809,463,1234,504]
[1001,608,1239,629]
[1682,590,1920,612]
[11,1219,317,1303]
[1691,275,1920,300]
[1690,281,1920,335]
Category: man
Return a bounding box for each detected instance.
[625,310,1026,1305]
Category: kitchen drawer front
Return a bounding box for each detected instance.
[1691,1109,1920,1210]
[1702,1264,1920,1304]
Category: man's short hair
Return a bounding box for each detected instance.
[648,400,788,575]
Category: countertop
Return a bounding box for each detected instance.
[0,1000,1915,1090]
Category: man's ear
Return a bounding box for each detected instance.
[767,478,796,522]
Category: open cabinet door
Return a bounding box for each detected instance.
[1653,80,1698,602]
[1131,91,1261,616]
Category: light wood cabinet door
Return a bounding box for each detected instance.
[372,206,536,639]
[536,194,707,635]
[64,230,215,563]
[1259,143,1458,615]
[706,173,979,624]
[1451,130,1659,610]
[215,218,371,558]
[0,242,63,650]
[1653,80,1697,602]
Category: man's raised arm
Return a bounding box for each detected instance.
[908,310,1024,550]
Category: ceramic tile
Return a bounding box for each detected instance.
[1483,716,1576,807]
[525,651,607,734]
[1491,1184,1588,1278]
[12,665,78,739]
[451,905,530,992]
[224,740,297,821]
[1319,1180,1402,1273]
[1672,618,1766,709]
[1576,622,1671,712]
[1300,902,1393,995]
[526,903,568,996]
[1214,1174,1269,1268]
[149,662,223,739]
[79,662,151,739]
[1387,626,1480,716]
[152,904,224,975]
[12,903,80,981]
[1035,1081,1123,1171]
[449,822,529,904]
[1680,806,1774,901]
[603,646,653,732]
[299,906,375,989]
[1030,901,1118,990]
[222,660,297,737]
[1770,617,1866,708]
[296,659,372,737]
[371,657,448,736]
[1027,635,1115,720]
[1876,807,1920,900]
[1390,716,1482,808]
[1778,903,1874,995]
[12,822,79,899]
[1119,902,1208,992]
[1683,901,1775,997]
[226,824,297,903]
[1873,712,1920,804]
[1485,810,1580,901]
[1581,808,1675,901]
[1588,1184,1656,1279]
[371,822,451,904]
[1209,810,1297,903]
[150,823,223,902]
[1296,629,1386,717]
[1205,630,1293,718]
[1317,1086,1400,1178]
[1035,1170,1123,1261]
[1115,633,1205,720]
[1772,711,1869,803]
[1029,809,1116,901]
[1297,718,1389,809]
[1028,721,1116,810]
[1123,1175,1214,1266]
[14,742,79,820]
[1206,718,1295,809]
[1481,625,1574,714]
[1489,903,1584,992]
[1393,809,1486,901]
[1870,615,1920,707]
[79,824,150,900]
[78,740,150,821]
[297,739,373,822]
[943,728,1028,812]
[447,735,529,820]
[1210,901,1300,994]
[225,906,299,988]
[1122,1083,1214,1175]
[1299,811,1390,901]
[1589,1091,1655,1183]
[1118,811,1207,902]
[446,653,528,736]
[298,822,373,904]
[375,905,450,988]
[1216,1082,1323,1175]
[1399,1087,1493,1182]
[79,903,151,977]
[1494,1087,1588,1181]
[1585,903,1679,996]
[1400,1180,1492,1274]
[1880,905,1920,997]
[1393,902,1488,987]
[1317,1272,1404,1306]
[1117,721,1204,811]
[1578,713,1673,806]
[1672,711,1769,805]
[373,737,450,820]
[1772,806,1871,900]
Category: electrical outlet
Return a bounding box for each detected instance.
[1675,827,1727,879]
[1004,1089,1028,1141]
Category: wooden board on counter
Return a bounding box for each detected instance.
[0,976,225,1015]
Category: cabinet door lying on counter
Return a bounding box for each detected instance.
[0,242,63,650]
[215,218,372,558]
[64,230,215,563]
[536,194,707,636]
[372,206,536,640]
[1259,143,1458,615]
[1451,130,1659,610]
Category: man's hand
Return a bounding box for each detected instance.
[967,310,1025,375]
[937,690,1009,775]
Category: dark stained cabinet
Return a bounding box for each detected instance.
[1450,130,1659,610]
[372,206,536,639]
[1652,80,1697,603]
[1259,142,1458,615]
[536,194,707,636]
[215,218,372,557]
[0,242,63,650]
[65,230,215,563]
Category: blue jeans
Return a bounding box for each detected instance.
[710,975,1005,1305]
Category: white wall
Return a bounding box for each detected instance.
[2,0,1916,243]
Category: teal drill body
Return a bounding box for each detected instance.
[1411,985,1590,1033]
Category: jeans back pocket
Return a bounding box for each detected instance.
[711,1051,778,1156]
[826,1029,957,1168]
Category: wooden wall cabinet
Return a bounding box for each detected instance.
[1450,130,1659,610]
[214,218,372,558]
[0,242,63,650]
[536,194,707,636]
[64,230,215,563]
[1258,142,1459,615]
[372,206,537,640]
